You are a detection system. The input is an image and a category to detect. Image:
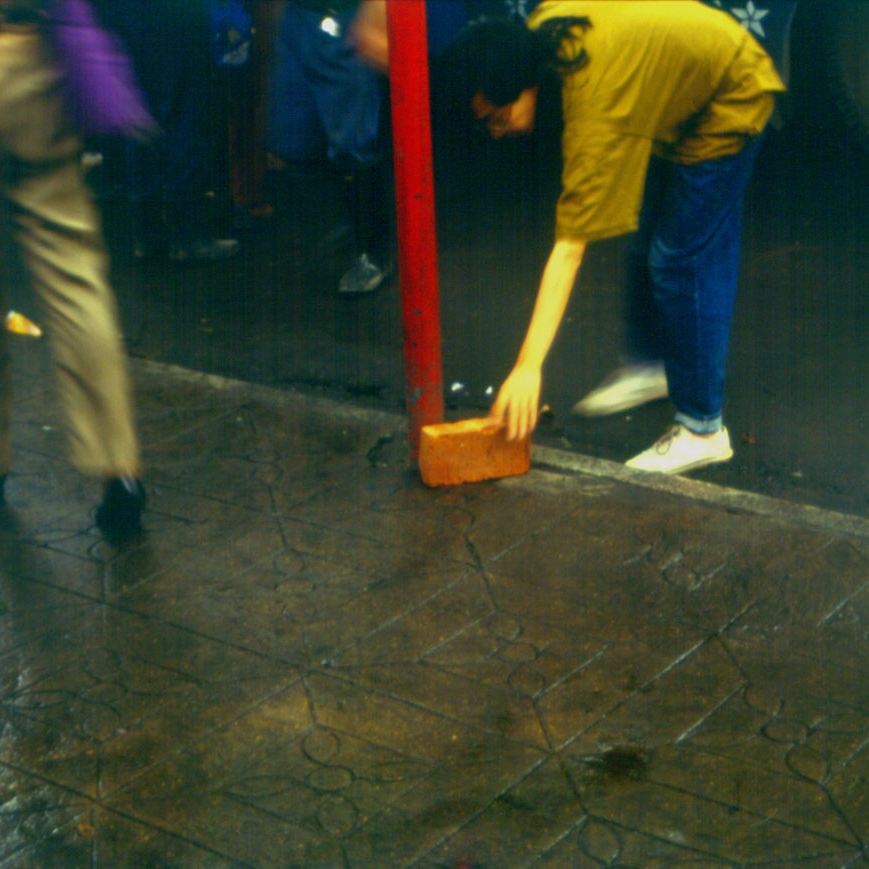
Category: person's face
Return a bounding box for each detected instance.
[471,87,539,139]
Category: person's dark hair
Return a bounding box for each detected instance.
[435,17,591,109]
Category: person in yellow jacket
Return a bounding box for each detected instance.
[447,1,785,474]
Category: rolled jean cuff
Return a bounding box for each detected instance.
[675,410,723,435]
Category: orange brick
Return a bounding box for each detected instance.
[419,418,531,487]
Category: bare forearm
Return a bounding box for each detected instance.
[516,239,586,368]
[489,239,586,440]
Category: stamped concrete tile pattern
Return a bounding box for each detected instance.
[1,348,869,867]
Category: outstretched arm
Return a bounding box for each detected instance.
[490,239,587,440]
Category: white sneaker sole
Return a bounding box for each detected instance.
[573,387,669,417]
[625,427,733,475]
[572,368,668,417]
[634,449,733,475]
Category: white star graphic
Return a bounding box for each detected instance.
[505,0,530,18]
[730,1,770,38]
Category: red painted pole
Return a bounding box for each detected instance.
[385,0,444,460]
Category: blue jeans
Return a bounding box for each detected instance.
[624,135,765,433]
[267,4,382,165]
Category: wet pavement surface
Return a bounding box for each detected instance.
[3,341,869,867]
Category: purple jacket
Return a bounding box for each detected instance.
[50,0,156,137]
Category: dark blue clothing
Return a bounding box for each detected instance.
[108,0,227,244]
[267,3,382,164]
[625,135,766,432]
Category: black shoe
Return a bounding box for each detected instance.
[169,237,240,264]
[232,202,274,232]
[95,477,146,543]
[131,196,167,260]
[133,234,168,260]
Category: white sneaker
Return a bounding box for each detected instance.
[572,364,668,417]
[625,425,733,475]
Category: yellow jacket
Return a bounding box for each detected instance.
[527,1,786,241]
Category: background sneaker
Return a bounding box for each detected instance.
[338,253,392,294]
[625,425,733,475]
[572,363,668,416]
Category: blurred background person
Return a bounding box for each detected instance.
[106,0,241,263]
[0,0,147,540]
[267,0,392,294]
[222,0,277,229]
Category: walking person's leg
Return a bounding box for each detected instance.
[12,157,142,478]
[0,257,10,501]
[0,31,144,534]
[311,8,391,294]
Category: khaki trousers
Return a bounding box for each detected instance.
[0,28,140,478]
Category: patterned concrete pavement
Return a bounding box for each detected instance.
[2,341,869,868]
